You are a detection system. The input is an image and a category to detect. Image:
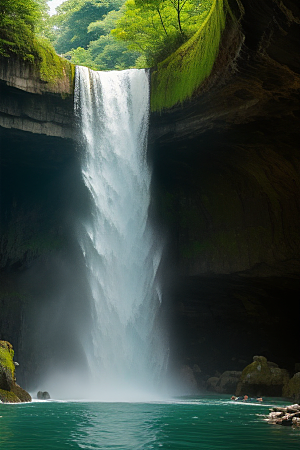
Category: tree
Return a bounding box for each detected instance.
[66,8,139,70]
[48,0,124,53]
[112,0,212,66]
[0,0,48,58]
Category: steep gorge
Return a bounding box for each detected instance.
[0,0,299,389]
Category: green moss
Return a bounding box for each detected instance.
[151,0,235,111]
[1,33,74,91]
[33,38,74,87]
[0,389,20,403]
[240,358,289,386]
[0,341,15,382]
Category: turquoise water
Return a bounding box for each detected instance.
[0,396,299,449]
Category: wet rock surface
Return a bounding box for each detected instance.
[266,404,300,427]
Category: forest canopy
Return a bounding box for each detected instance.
[42,0,214,70]
[0,0,48,59]
[0,0,215,71]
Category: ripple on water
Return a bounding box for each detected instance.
[0,396,299,450]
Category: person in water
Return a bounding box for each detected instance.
[231,395,263,402]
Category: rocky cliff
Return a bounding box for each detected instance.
[0,0,299,389]
[149,0,300,378]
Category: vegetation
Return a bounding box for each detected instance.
[0,0,233,105]
[0,340,15,381]
[0,0,46,60]
[112,0,212,67]
[0,0,74,87]
[151,0,232,111]
[43,0,217,72]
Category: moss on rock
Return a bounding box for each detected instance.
[236,356,290,397]
[0,340,31,403]
[150,0,239,111]
[0,341,15,390]
[283,373,300,403]
[0,388,21,403]
[11,384,32,403]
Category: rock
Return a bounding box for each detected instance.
[0,340,31,403]
[235,356,290,397]
[37,391,51,400]
[11,384,32,402]
[0,341,15,391]
[206,371,242,394]
[180,365,198,391]
[265,404,300,427]
[0,389,21,403]
[282,372,300,403]
[217,371,242,394]
[207,377,219,390]
[267,361,279,369]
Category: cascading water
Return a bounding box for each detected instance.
[74,66,167,400]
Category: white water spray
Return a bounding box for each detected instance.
[74,67,167,400]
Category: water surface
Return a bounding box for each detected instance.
[1,396,299,449]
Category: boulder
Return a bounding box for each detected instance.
[37,391,51,400]
[215,371,242,394]
[207,371,242,394]
[235,356,290,397]
[206,377,219,391]
[282,373,300,404]
[180,365,198,391]
[265,404,300,427]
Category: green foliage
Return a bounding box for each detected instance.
[112,0,211,66]
[0,0,43,60]
[0,0,74,88]
[34,37,75,85]
[48,0,124,54]
[150,0,231,111]
[43,0,138,71]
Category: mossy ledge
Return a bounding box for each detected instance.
[0,38,75,96]
[150,0,241,112]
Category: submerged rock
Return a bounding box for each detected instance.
[0,340,31,403]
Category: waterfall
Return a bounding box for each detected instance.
[74,66,167,400]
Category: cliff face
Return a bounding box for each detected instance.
[150,0,300,278]
[0,0,299,386]
[149,0,300,374]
